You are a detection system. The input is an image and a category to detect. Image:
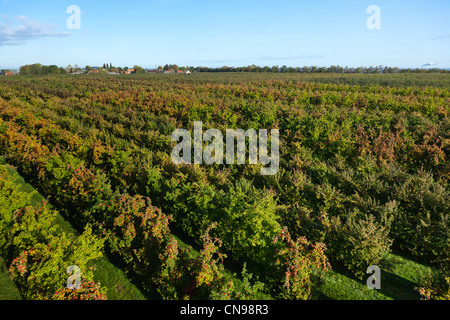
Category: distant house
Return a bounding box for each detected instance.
[121,69,135,74]
[0,70,16,76]
[162,69,192,74]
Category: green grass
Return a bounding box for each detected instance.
[0,157,147,300]
[316,270,390,300]
[315,253,434,300]
[0,256,22,300]
[87,257,148,300]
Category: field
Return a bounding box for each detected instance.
[0,72,448,300]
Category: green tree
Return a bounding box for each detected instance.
[133,65,146,74]
[46,65,61,74]
[19,65,30,75]
[28,63,43,75]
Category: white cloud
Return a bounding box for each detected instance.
[421,61,438,68]
[0,15,69,46]
[433,34,450,41]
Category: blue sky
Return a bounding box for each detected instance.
[0,0,449,69]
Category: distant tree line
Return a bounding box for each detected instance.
[19,64,68,75]
[95,63,146,74]
[18,63,150,75]
[192,65,450,74]
[18,63,449,75]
